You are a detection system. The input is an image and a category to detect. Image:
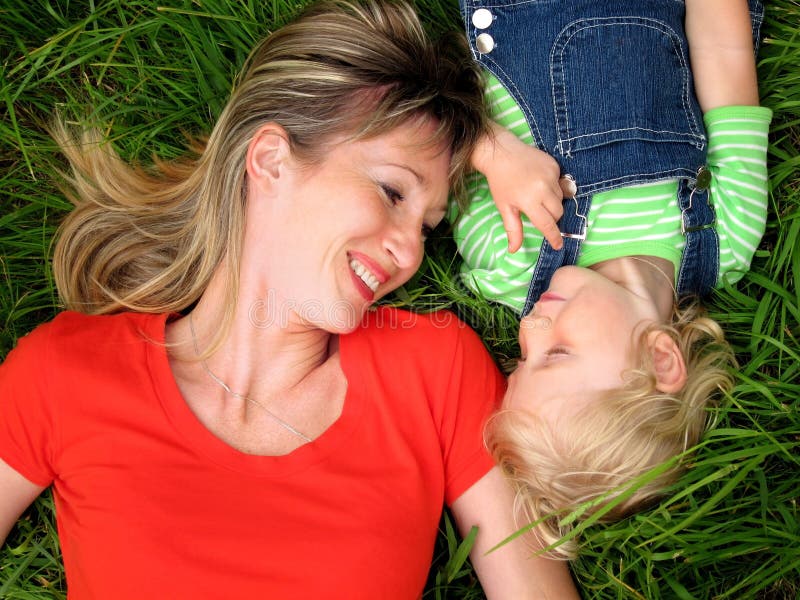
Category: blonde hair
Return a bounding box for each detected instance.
[51,0,487,334]
[486,302,735,559]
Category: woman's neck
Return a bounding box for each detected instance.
[168,265,335,397]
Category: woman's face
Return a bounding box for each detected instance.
[253,116,452,333]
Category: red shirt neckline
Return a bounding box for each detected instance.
[147,312,366,477]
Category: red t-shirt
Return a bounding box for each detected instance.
[0,307,503,599]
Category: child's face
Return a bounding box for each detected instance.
[504,265,661,424]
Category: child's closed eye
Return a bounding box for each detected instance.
[544,346,570,360]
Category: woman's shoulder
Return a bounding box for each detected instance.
[340,305,502,408]
[9,311,168,359]
[2,312,170,400]
[346,306,492,367]
[355,306,475,343]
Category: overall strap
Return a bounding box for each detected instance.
[521,178,588,317]
[676,169,719,297]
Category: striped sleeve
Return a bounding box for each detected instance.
[705,105,772,285]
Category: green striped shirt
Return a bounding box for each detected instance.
[452,75,773,312]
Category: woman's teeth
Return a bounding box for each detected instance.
[350,258,380,292]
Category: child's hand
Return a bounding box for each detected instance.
[471,122,565,253]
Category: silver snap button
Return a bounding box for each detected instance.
[476,33,495,53]
[472,8,493,29]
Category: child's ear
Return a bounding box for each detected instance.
[646,330,687,394]
[246,123,292,192]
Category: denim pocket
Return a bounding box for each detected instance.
[552,17,705,156]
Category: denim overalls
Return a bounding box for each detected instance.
[459,0,764,316]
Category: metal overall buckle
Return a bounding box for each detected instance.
[559,174,587,241]
[681,166,715,235]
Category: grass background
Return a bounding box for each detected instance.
[0,0,797,598]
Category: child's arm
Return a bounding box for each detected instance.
[685,0,760,110]
[686,0,771,286]
[470,121,565,253]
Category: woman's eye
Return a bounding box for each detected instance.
[380,182,436,241]
[381,184,404,205]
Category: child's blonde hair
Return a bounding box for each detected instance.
[486,302,735,559]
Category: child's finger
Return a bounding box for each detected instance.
[499,206,524,253]
[531,205,563,250]
[543,189,565,222]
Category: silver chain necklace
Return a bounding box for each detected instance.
[188,313,312,443]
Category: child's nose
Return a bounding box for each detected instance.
[518,312,554,349]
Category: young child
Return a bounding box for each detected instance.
[454,0,772,557]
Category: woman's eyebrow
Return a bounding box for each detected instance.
[386,162,423,183]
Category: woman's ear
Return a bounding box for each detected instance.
[246,123,291,192]
[647,330,688,394]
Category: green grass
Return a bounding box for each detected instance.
[1,1,798,598]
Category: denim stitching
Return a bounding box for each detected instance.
[563,128,704,143]
[479,56,545,148]
[552,17,702,155]
[576,166,699,196]
[462,0,546,145]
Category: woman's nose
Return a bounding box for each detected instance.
[384,220,424,271]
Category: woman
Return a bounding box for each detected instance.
[0,0,577,597]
